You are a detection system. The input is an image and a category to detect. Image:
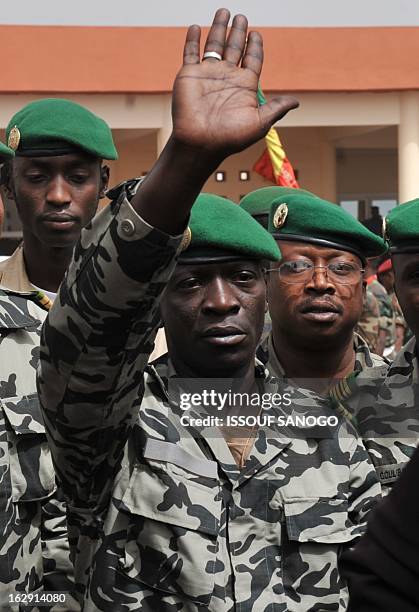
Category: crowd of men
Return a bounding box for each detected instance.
[0,8,419,612]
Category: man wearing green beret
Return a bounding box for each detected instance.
[0,97,115,609]
[345,200,419,492]
[0,142,78,606]
[36,10,380,610]
[240,187,388,384]
[341,202,419,609]
[240,189,400,488]
[0,97,113,303]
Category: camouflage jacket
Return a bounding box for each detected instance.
[0,290,75,611]
[368,278,396,351]
[356,288,380,353]
[341,337,419,493]
[38,183,381,611]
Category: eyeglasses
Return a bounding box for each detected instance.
[265,260,365,285]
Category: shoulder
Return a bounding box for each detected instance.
[0,289,45,331]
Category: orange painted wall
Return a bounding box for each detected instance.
[1,25,419,93]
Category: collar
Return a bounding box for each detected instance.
[0,245,33,292]
[146,353,291,486]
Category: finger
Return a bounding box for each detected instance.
[202,7,230,60]
[223,14,248,65]
[183,24,201,65]
[259,96,300,131]
[242,30,263,76]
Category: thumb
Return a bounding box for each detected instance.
[259,95,299,132]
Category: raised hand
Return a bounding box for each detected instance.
[172,8,299,159]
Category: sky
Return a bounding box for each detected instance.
[1,0,418,27]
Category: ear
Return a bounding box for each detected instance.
[99,165,110,199]
[1,163,15,202]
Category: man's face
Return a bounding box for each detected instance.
[393,253,419,339]
[160,259,267,376]
[5,153,109,247]
[267,241,365,348]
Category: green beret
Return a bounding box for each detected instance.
[0,142,14,163]
[6,98,118,160]
[179,193,281,263]
[240,187,315,217]
[240,187,316,229]
[385,199,419,253]
[245,187,386,261]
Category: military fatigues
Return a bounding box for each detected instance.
[38,181,381,611]
[0,290,75,611]
[368,278,396,357]
[356,288,380,354]
[258,332,387,381]
[339,337,418,494]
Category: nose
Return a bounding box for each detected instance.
[46,176,71,207]
[202,277,240,315]
[305,266,336,294]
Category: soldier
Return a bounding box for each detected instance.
[345,199,419,494]
[365,259,395,357]
[376,257,408,354]
[0,142,76,609]
[356,286,380,354]
[341,199,419,608]
[0,102,117,611]
[37,10,380,611]
[239,187,389,393]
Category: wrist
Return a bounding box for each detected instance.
[166,134,224,177]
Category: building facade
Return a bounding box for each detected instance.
[1,23,419,249]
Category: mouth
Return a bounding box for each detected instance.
[299,303,341,322]
[201,326,247,346]
[41,214,78,230]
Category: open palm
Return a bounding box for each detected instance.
[172,10,298,158]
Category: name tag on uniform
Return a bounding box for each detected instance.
[144,439,218,479]
[375,462,406,485]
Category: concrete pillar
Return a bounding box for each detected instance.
[398,91,419,203]
[319,138,337,202]
[157,95,173,155]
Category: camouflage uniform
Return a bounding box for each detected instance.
[38,181,381,611]
[339,337,419,493]
[258,331,387,379]
[356,288,380,353]
[368,278,396,357]
[0,290,75,611]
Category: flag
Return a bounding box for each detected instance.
[253,87,299,188]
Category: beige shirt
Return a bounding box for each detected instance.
[0,245,34,292]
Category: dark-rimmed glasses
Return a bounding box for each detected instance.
[265,260,365,285]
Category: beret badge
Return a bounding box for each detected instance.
[8,126,20,151]
[273,203,288,229]
[180,226,192,251]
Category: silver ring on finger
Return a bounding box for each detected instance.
[202,51,223,61]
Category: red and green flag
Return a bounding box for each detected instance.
[253,87,299,188]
